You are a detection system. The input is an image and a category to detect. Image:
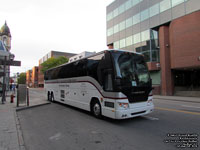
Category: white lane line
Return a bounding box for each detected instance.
[181,105,200,109]
[143,116,159,121]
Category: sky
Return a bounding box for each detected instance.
[0,0,114,76]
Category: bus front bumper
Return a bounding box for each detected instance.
[115,105,154,119]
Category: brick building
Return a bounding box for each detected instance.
[38,51,76,87]
[31,66,39,88]
[106,0,200,96]
[26,70,32,87]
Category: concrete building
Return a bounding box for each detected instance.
[69,51,96,63]
[38,51,76,87]
[106,0,200,96]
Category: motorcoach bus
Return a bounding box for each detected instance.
[44,49,154,119]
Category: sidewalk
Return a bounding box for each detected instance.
[0,90,50,150]
[153,95,200,103]
[0,100,21,150]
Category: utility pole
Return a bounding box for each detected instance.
[1,56,6,104]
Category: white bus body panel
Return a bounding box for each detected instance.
[45,82,154,119]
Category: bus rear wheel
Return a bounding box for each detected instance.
[91,100,102,118]
[51,93,54,102]
[47,92,51,101]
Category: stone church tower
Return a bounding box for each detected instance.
[0,21,11,51]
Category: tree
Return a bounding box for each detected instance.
[41,56,68,73]
[17,72,26,84]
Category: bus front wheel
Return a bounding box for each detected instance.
[91,100,102,118]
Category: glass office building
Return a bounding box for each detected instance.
[106,0,200,96]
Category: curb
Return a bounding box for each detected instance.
[16,102,51,112]
[153,97,200,103]
[14,108,26,150]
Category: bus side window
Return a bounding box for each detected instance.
[103,69,113,91]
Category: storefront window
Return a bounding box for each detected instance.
[150,29,160,62]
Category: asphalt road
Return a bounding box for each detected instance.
[17,89,200,150]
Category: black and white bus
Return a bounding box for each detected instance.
[44,49,154,119]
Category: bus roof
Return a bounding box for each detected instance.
[45,49,143,72]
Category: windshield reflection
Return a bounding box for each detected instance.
[111,51,150,87]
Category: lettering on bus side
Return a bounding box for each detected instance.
[59,84,69,87]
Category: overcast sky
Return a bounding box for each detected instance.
[0,0,114,76]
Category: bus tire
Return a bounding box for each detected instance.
[91,100,102,118]
[51,92,54,102]
[47,92,51,101]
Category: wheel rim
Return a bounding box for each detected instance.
[93,103,101,116]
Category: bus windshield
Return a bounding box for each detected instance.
[111,51,150,87]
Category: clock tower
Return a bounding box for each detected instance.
[0,21,11,51]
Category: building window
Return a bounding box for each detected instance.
[114,24,119,34]
[149,3,159,17]
[132,13,140,25]
[113,8,118,18]
[160,0,171,12]
[125,0,132,10]
[141,9,149,21]
[119,4,125,14]
[172,0,184,7]
[133,33,141,44]
[114,41,120,49]
[107,27,113,36]
[126,36,133,47]
[126,17,132,28]
[119,21,125,31]
[120,39,126,48]
[107,12,113,21]
[132,0,141,7]
[141,30,150,42]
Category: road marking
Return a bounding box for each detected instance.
[143,116,159,120]
[155,107,200,116]
[181,105,200,109]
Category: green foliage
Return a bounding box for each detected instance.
[41,56,68,73]
[17,72,26,84]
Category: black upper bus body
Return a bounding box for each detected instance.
[44,49,152,103]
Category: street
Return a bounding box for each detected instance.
[17,88,200,150]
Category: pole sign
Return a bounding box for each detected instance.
[0,60,21,66]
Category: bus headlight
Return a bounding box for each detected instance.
[147,99,153,106]
[118,102,129,109]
